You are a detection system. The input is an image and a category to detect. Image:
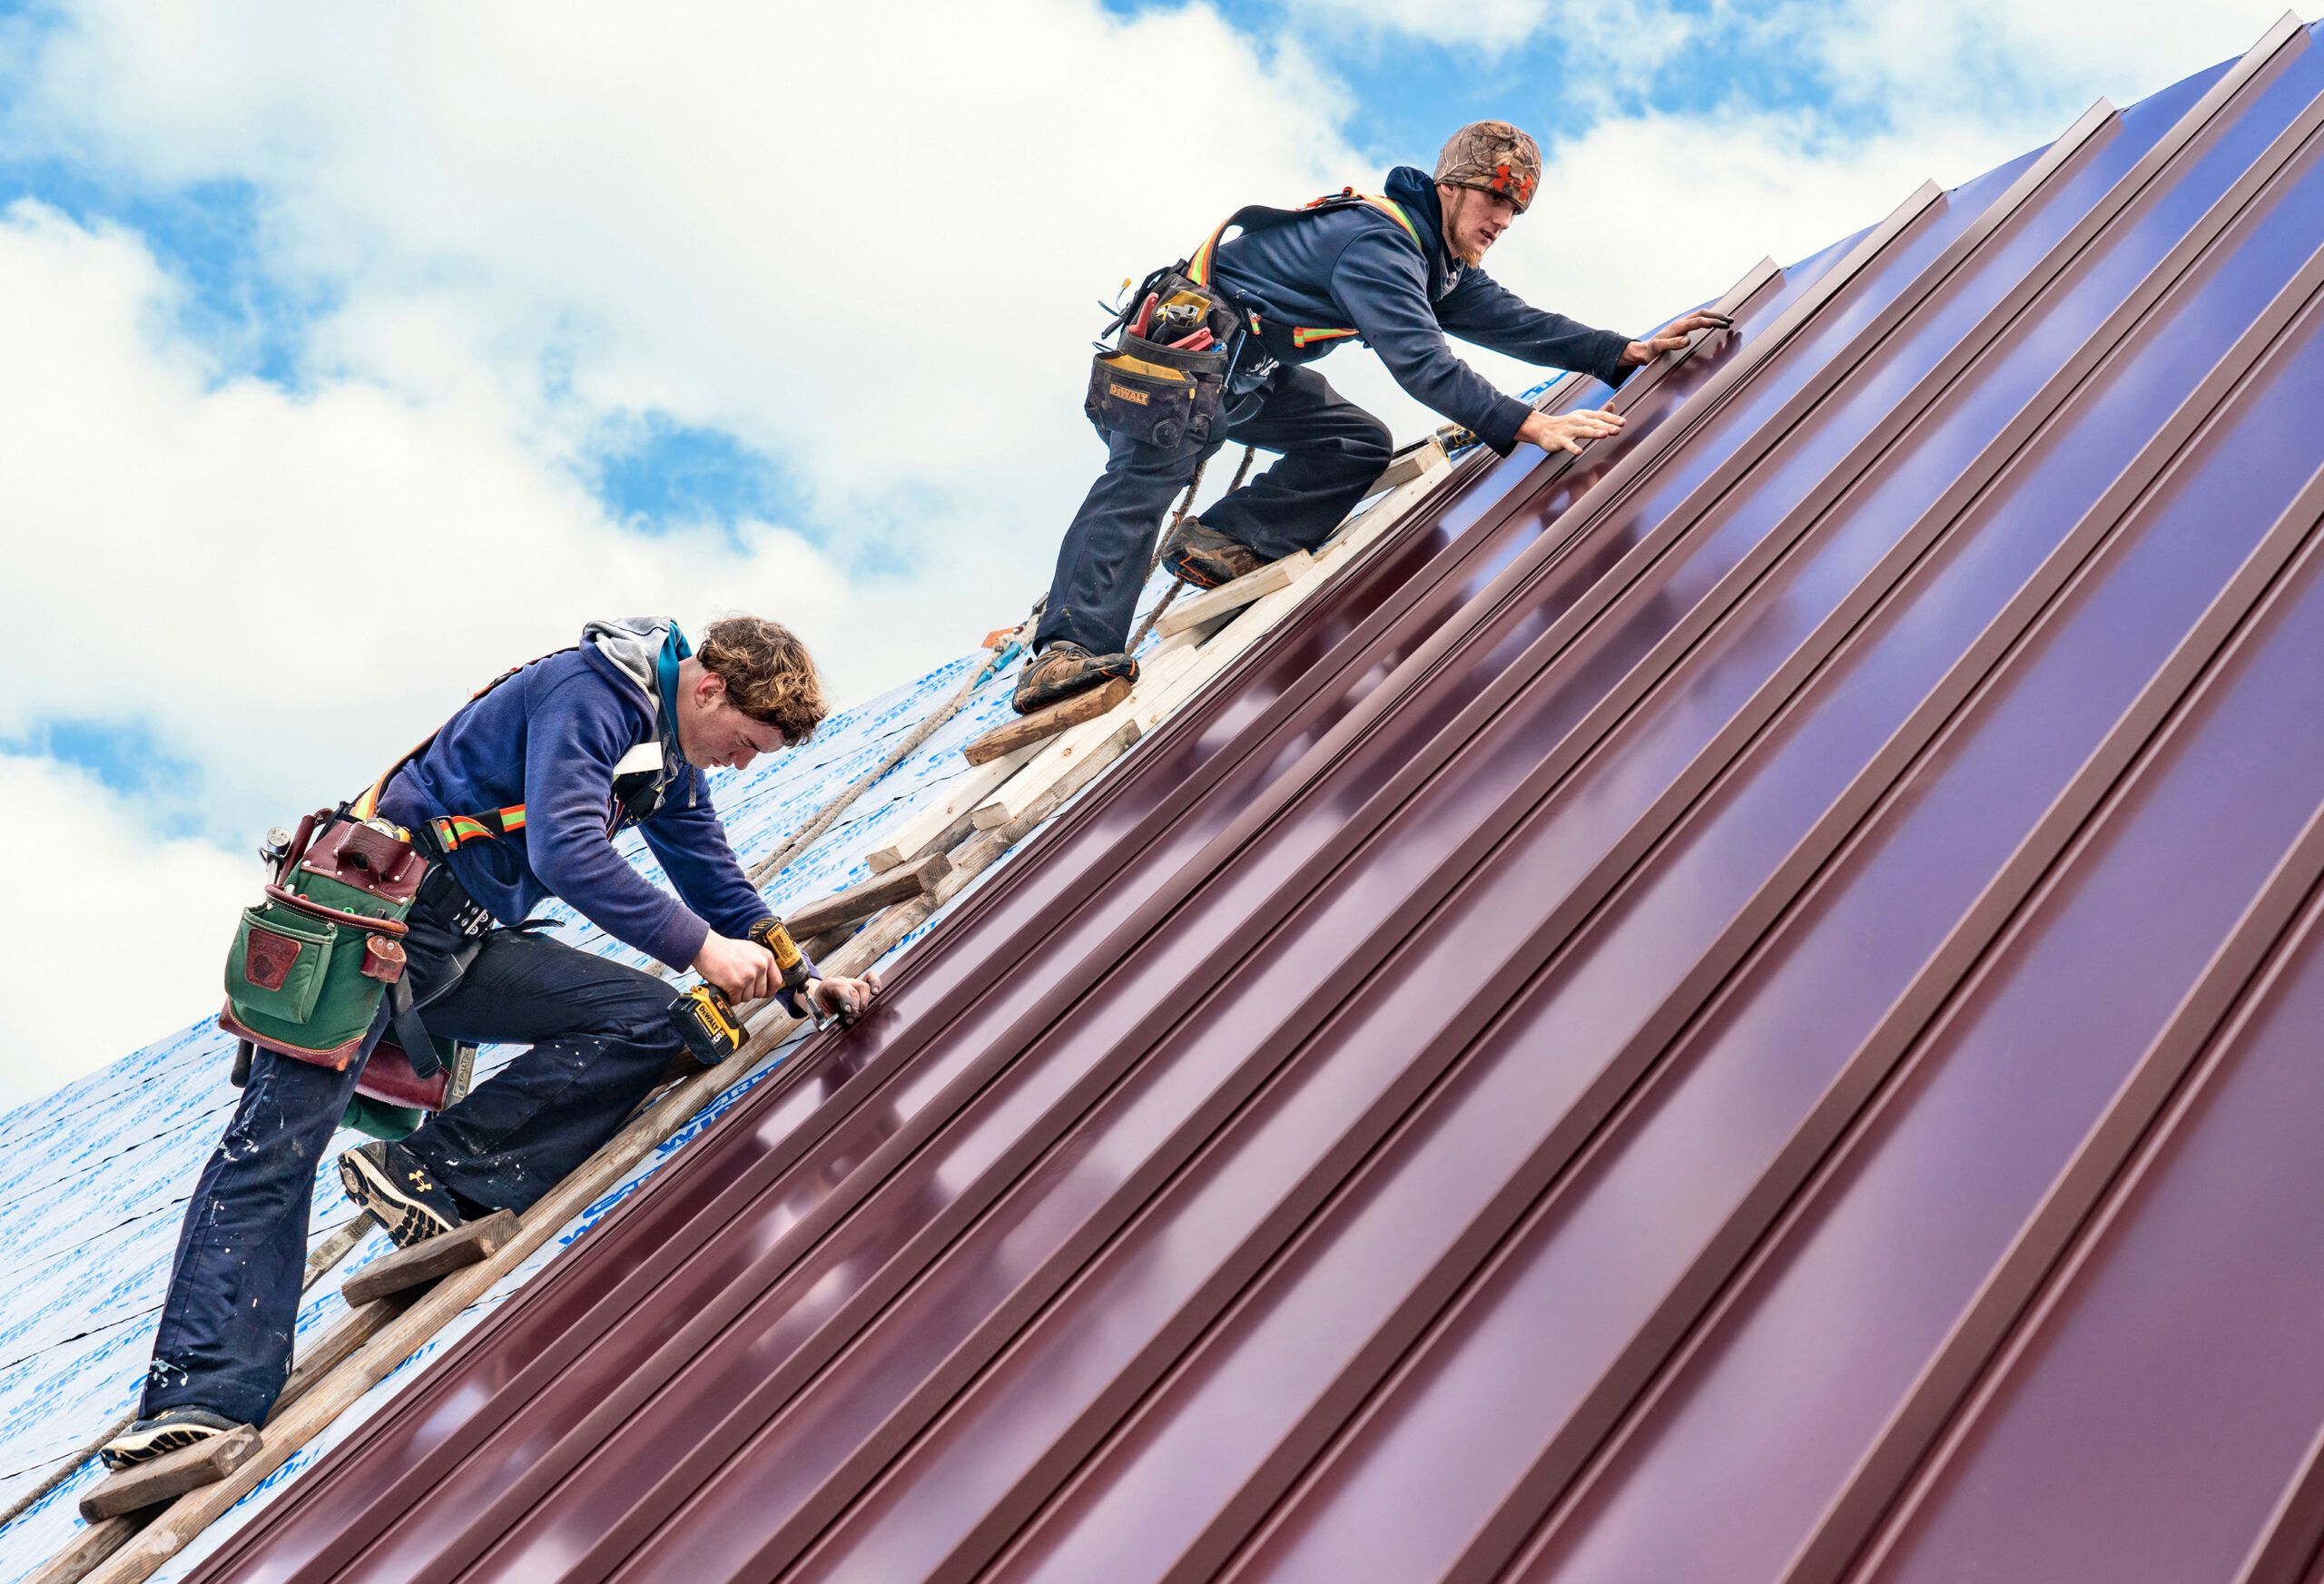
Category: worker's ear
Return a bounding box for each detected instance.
[694,668,728,707]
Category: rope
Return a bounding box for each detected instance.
[744,583,1052,890]
[0,1215,369,1534]
[1141,456,1211,585]
[1126,582,1183,655]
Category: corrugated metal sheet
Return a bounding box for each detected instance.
[187,17,2324,1582]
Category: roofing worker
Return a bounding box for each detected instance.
[103,615,881,1468]
[1015,120,1728,713]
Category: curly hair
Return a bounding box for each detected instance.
[696,615,828,745]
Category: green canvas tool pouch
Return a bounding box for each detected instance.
[221,812,472,1137]
[222,814,423,1067]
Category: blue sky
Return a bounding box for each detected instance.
[0,0,2290,1094]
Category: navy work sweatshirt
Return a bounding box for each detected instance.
[378,619,768,973]
[1207,164,1633,456]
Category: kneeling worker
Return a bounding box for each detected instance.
[103,615,880,1467]
[1018,119,1728,713]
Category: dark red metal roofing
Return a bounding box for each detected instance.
[191,16,2324,1583]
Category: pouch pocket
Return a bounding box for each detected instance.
[227,902,336,1026]
[1086,334,1229,450]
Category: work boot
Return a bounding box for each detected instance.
[338,1139,462,1250]
[101,1405,239,1470]
[1011,642,1137,715]
[1164,517,1266,588]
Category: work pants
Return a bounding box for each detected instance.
[141,900,683,1428]
[1034,361,1393,657]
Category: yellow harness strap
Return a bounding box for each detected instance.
[1186,189,1423,349]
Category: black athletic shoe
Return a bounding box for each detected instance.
[1163,517,1267,588]
[339,1140,461,1250]
[100,1405,238,1470]
[1011,642,1138,715]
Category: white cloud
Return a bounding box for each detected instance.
[8,0,1364,513]
[1281,0,1557,49]
[0,0,2293,1108]
[1803,0,2286,124]
[0,200,996,843]
[0,754,249,1103]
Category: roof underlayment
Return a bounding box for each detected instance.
[12,15,2324,1580]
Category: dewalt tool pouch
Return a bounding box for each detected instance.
[1085,333,1228,450]
[1086,266,1238,450]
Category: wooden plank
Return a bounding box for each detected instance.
[1368,437,1447,493]
[862,746,1036,871]
[1154,553,1311,638]
[341,1210,520,1307]
[78,1430,259,1522]
[29,1519,142,1584]
[1322,445,1453,555]
[968,453,1454,839]
[782,852,951,940]
[67,782,1074,1584]
[961,676,1131,764]
[969,649,1202,831]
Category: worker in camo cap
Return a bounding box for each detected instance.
[1016,119,1730,714]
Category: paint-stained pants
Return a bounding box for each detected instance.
[1034,361,1394,658]
[141,901,683,1427]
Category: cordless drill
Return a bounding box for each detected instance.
[665,916,827,1063]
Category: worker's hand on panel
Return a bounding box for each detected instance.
[1519,407,1625,457]
[1620,310,1734,368]
[809,972,881,1026]
[694,930,777,1002]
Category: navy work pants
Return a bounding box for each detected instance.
[142,901,683,1427]
[1034,361,1393,657]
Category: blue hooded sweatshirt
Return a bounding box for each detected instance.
[1206,165,1633,456]
[377,618,774,975]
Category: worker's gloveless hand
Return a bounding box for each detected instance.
[694,930,777,1002]
[808,970,883,1024]
[1519,407,1624,457]
[1619,310,1733,368]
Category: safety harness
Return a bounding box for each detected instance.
[1187,188,1425,350]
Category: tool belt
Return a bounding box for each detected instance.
[220,809,475,1139]
[216,654,555,1138]
[1085,266,1239,450]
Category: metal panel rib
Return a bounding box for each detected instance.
[1117,252,2324,1584]
[1497,487,2324,1582]
[1496,342,2324,1584]
[706,79,2324,1584]
[1837,886,2324,1584]
[899,154,2324,1584]
[468,64,2300,1580]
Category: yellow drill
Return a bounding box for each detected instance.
[667,917,822,1063]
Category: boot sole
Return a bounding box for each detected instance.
[339,1149,458,1251]
[100,1420,229,1471]
[1168,552,1264,590]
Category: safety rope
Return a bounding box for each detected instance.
[0,1215,369,1532]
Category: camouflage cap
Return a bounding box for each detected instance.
[1433,119,1541,214]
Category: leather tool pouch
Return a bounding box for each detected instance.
[222,812,471,1138]
[1085,267,1237,450]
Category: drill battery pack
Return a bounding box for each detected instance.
[670,982,746,1064]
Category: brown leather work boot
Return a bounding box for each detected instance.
[1012,642,1138,715]
[1163,517,1267,588]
